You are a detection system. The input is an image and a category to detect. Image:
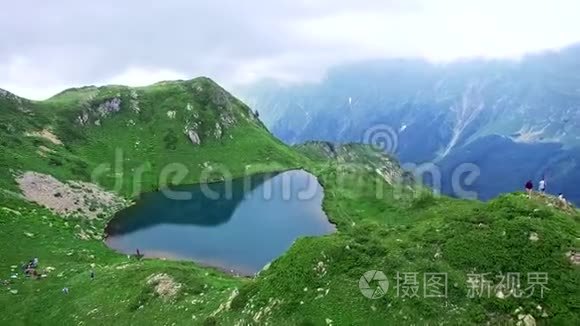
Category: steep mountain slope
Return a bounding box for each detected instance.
[438,136,580,203]
[238,44,580,203]
[295,141,415,188]
[0,78,302,197]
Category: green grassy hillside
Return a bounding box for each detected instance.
[0,78,302,196]
[0,78,305,325]
[1,80,579,325]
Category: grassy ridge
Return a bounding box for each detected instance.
[219,167,580,325]
[0,78,303,196]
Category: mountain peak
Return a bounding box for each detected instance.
[0,88,24,101]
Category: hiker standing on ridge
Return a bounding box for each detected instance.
[538,177,546,194]
[525,180,534,198]
[558,193,568,208]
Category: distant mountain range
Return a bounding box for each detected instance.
[237,44,580,203]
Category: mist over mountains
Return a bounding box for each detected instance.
[238,44,580,202]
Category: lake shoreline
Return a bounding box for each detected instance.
[103,169,336,276]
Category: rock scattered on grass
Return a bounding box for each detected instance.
[1,207,22,216]
[566,250,580,265]
[146,273,182,301]
[25,129,63,145]
[210,288,239,316]
[16,171,126,220]
[516,314,536,326]
[495,290,506,299]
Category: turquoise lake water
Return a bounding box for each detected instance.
[105,170,334,275]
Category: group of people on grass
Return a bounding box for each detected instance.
[23,257,39,278]
[12,256,96,295]
[525,177,569,207]
[15,250,140,296]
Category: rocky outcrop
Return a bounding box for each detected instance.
[146,273,182,301]
[16,171,126,220]
[566,250,580,265]
[296,141,413,187]
[0,88,29,112]
[77,111,90,125]
[36,145,55,157]
[129,89,141,113]
[0,88,14,98]
[210,288,239,317]
[187,129,201,145]
[214,122,222,138]
[220,112,237,128]
[25,129,63,145]
[77,97,122,126]
[96,98,122,117]
[516,314,536,326]
[0,88,28,105]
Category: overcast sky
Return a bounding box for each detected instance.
[2,0,580,99]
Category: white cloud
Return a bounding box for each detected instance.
[105,67,188,87]
[1,0,579,99]
[295,0,580,61]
